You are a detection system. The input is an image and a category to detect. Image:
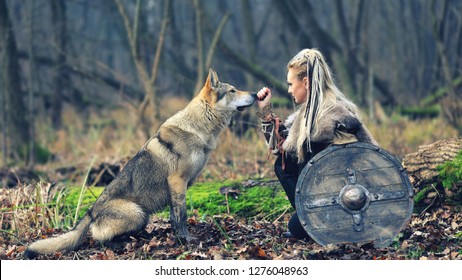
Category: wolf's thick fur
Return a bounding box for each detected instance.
[25,69,256,258]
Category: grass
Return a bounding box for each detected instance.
[0,177,290,247]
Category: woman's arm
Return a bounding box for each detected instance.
[256,105,286,154]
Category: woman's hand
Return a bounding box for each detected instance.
[256,87,272,108]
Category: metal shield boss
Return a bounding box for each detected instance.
[295,142,414,247]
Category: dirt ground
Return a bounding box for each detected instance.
[2,204,461,260]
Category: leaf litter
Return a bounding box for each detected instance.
[1,205,461,260]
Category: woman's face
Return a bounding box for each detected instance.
[287,69,308,104]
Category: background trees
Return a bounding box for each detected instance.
[1,0,461,167]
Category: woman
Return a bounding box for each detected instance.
[256,48,378,240]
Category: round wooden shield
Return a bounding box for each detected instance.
[295,142,414,247]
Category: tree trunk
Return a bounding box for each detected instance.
[114,0,155,139]
[150,0,171,121]
[241,0,256,87]
[334,0,359,98]
[402,138,462,189]
[113,0,171,139]
[431,0,462,133]
[0,0,30,163]
[27,0,36,167]
[50,0,69,129]
[193,0,204,95]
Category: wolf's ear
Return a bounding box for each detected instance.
[208,69,219,89]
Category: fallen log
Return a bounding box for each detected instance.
[402,138,462,207]
[402,137,462,189]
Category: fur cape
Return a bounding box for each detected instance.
[282,100,378,163]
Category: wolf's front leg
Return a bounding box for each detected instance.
[167,174,192,241]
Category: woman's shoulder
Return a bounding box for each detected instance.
[315,100,363,135]
[330,99,356,113]
[324,100,359,122]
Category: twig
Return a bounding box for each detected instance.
[0,229,27,246]
[271,205,291,224]
[212,218,232,247]
[419,183,441,217]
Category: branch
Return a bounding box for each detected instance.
[133,0,141,48]
[113,0,155,138]
[17,50,144,99]
[218,40,288,97]
[194,0,204,93]
[150,0,171,85]
[205,12,230,70]
[113,0,151,97]
[114,0,137,59]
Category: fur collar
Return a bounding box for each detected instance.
[282,104,306,161]
[281,100,377,163]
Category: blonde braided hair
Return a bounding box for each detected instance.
[287,48,360,155]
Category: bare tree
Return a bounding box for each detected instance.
[193,0,205,94]
[241,0,257,87]
[430,0,462,132]
[113,0,171,139]
[0,0,30,164]
[334,0,367,103]
[193,0,230,94]
[27,0,37,167]
[50,0,69,129]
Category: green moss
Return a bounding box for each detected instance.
[58,179,290,222]
[413,185,432,205]
[186,180,289,220]
[438,151,462,189]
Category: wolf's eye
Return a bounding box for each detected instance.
[230,89,236,93]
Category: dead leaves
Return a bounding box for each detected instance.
[2,206,462,260]
[398,206,462,260]
[247,244,267,258]
[89,249,116,260]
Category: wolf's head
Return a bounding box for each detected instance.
[199,69,256,113]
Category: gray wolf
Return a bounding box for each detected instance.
[25,69,256,258]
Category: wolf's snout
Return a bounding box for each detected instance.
[251,92,260,102]
[250,92,258,104]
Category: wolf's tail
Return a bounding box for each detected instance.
[24,213,92,259]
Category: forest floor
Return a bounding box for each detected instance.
[1,205,462,260]
[1,176,461,260]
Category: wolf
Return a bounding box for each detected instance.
[25,69,256,258]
